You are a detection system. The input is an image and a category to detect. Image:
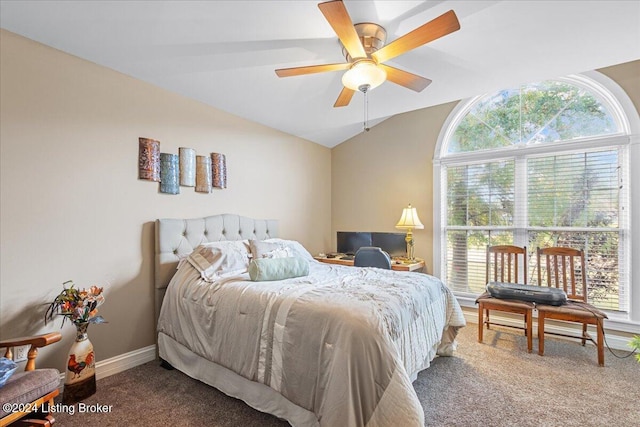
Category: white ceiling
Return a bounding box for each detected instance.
[1,1,639,148]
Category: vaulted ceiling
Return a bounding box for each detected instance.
[1,1,638,147]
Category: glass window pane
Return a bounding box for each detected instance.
[528,150,619,228]
[449,91,517,153]
[527,231,621,311]
[445,230,513,294]
[447,80,619,154]
[523,81,616,143]
[447,161,514,227]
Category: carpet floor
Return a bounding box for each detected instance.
[52,325,639,426]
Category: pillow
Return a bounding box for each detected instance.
[252,238,314,261]
[0,357,17,387]
[249,240,294,260]
[248,257,309,282]
[187,240,250,281]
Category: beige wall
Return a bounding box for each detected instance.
[331,60,640,273]
[0,30,331,368]
[598,60,640,106]
[331,101,456,271]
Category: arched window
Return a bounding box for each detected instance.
[447,79,622,153]
[434,72,638,321]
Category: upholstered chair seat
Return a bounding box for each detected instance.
[0,369,60,416]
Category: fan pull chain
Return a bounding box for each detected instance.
[363,85,370,132]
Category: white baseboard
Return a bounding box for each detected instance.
[462,310,633,351]
[95,344,157,380]
[59,344,157,386]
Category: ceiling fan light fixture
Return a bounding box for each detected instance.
[341,60,387,92]
[277,3,460,107]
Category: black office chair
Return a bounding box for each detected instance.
[354,247,392,269]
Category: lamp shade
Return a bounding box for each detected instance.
[395,204,424,230]
[342,60,387,91]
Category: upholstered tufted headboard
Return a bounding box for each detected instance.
[154,213,278,320]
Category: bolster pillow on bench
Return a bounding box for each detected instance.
[248,257,309,282]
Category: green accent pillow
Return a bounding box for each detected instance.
[248,257,309,282]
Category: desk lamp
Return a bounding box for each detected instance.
[395,204,424,261]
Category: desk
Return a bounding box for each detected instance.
[314,256,425,272]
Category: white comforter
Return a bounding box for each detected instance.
[158,260,465,427]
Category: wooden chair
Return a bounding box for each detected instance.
[476,245,534,352]
[0,333,62,426]
[536,247,608,366]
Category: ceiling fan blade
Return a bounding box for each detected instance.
[379,64,432,92]
[334,87,355,107]
[372,10,460,64]
[318,0,367,60]
[275,62,350,77]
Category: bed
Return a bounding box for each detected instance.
[155,214,465,427]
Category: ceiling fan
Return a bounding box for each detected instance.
[275,0,460,108]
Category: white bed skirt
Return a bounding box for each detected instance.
[158,332,319,427]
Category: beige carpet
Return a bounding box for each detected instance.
[52,325,639,426]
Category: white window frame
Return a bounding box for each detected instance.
[433,71,640,332]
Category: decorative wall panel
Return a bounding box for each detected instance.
[179,147,196,187]
[160,153,180,194]
[195,155,212,193]
[211,153,227,189]
[138,137,160,181]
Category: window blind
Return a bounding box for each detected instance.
[526,149,626,311]
[445,160,515,294]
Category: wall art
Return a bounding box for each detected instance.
[195,155,212,193]
[160,153,180,194]
[138,137,160,181]
[179,147,196,187]
[211,153,227,189]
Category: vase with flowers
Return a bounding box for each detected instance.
[45,280,106,404]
